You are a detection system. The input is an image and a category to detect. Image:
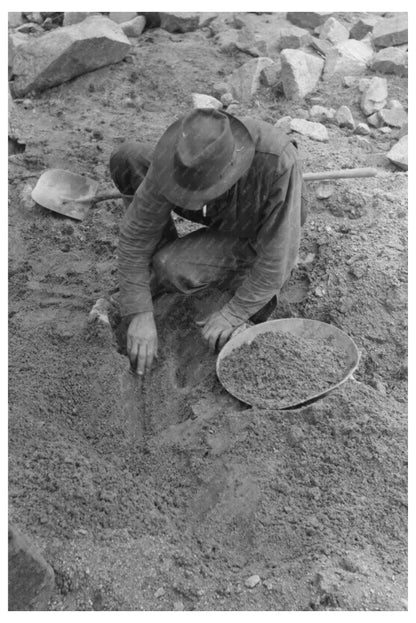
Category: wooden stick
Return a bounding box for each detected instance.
[303,167,378,181]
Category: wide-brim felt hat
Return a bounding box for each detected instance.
[150,108,255,209]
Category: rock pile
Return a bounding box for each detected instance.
[8,10,407,173]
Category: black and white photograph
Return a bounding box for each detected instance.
[7,3,409,614]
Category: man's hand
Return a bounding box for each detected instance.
[196,311,238,352]
[127,311,158,376]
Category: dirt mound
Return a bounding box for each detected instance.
[9,294,407,610]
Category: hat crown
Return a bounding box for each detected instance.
[177,109,234,167]
[151,108,255,209]
[174,109,235,190]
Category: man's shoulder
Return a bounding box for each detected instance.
[238,116,294,159]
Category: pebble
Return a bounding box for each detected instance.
[220,93,235,107]
[354,123,370,135]
[367,112,382,128]
[173,600,184,610]
[315,286,325,297]
[191,93,222,110]
[211,81,230,98]
[245,574,261,588]
[309,105,335,124]
[372,378,387,396]
[226,104,239,115]
[299,252,316,265]
[316,184,335,199]
[154,587,165,598]
[22,98,34,110]
[335,105,355,129]
[263,580,274,590]
[290,118,329,142]
[342,75,358,88]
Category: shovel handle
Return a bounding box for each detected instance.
[89,169,377,204]
[303,167,378,181]
[92,191,125,204]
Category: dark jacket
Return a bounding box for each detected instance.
[118,117,306,321]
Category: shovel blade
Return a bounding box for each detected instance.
[31,169,99,220]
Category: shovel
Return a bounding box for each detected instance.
[31,166,378,221]
[31,169,125,220]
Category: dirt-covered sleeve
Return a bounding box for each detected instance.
[118,169,172,317]
[221,143,303,324]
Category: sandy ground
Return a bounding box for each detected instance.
[8,12,407,611]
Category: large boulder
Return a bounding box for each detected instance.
[8,32,29,77]
[8,525,55,610]
[109,12,137,24]
[273,25,311,51]
[63,12,100,26]
[286,12,329,29]
[228,57,274,102]
[371,47,407,76]
[290,118,329,142]
[215,29,267,57]
[386,135,408,170]
[207,15,230,36]
[372,13,408,48]
[319,17,349,45]
[349,15,379,40]
[8,12,24,28]
[308,37,333,57]
[136,12,161,28]
[11,15,131,97]
[323,39,374,80]
[360,77,388,116]
[121,15,146,38]
[159,12,200,33]
[280,49,324,100]
[378,107,408,128]
[260,61,282,87]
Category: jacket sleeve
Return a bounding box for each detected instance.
[118,167,172,317]
[221,144,303,324]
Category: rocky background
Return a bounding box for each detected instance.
[8,11,407,612]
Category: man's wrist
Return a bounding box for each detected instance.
[124,310,153,324]
[220,303,248,327]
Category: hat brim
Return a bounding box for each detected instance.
[150,112,255,209]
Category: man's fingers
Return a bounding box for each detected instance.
[137,343,148,376]
[145,341,156,375]
[128,337,139,370]
[218,329,231,350]
[208,330,219,352]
